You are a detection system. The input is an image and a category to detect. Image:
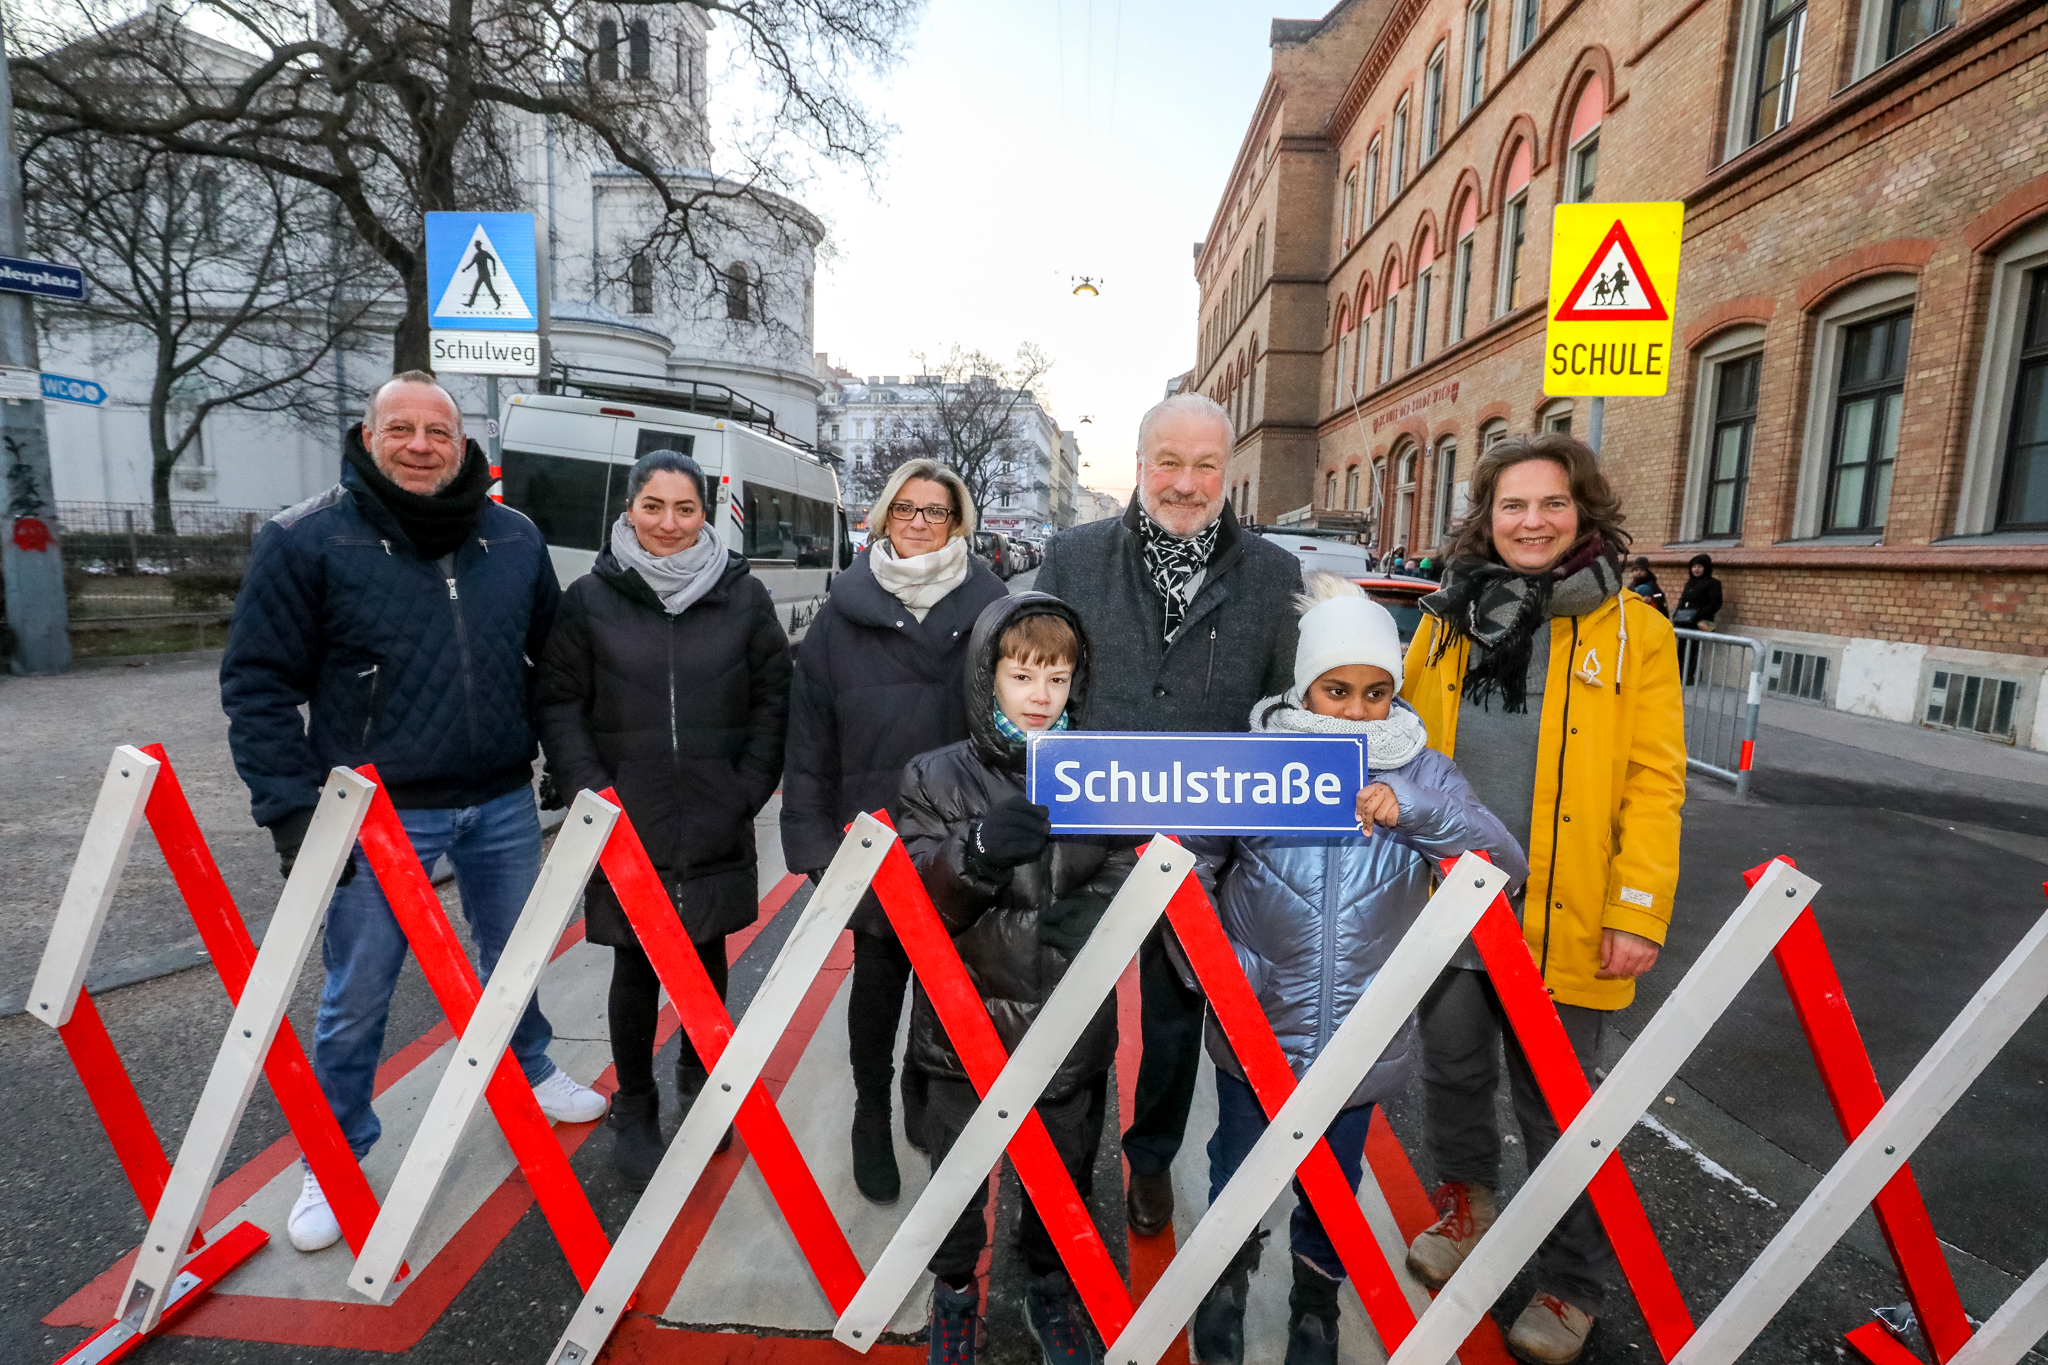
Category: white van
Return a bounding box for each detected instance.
[1256,527,1380,579]
[497,372,850,628]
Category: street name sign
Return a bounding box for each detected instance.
[0,365,42,400]
[0,254,87,302]
[1027,732,1366,835]
[429,330,542,376]
[42,372,106,405]
[1544,202,1684,397]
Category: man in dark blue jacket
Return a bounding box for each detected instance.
[220,371,606,1254]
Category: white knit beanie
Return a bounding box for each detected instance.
[1292,571,1405,693]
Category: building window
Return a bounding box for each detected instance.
[726,262,752,321]
[1498,193,1527,314]
[1750,0,1805,145]
[1395,449,1418,546]
[1995,269,2048,528]
[1422,47,1447,161]
[1363,141,1380,226]
[1464,0,1489,115]
[1705,353,1761,536]
[628,19,651,79]
[1452,233,1475,341]
[1544,400,1573,434]
[629,252,654,313]
[1327,472,1339,508]
[1341,171,1358,250]
[1390,97,1410,199]
[1433,437,1461,541]
[1345,466,1360,509]
[1885,0,1953,62]
[1510,0,1539,58]
[1411,267,1433,366]
[1354,309,1373,392]
[1482,418,1509,450]
[597,19,619,80]
[1568,132,1599,202]
[1255,221,1267,286]
[1824,310,1912,533]
[1381,292,1401,382]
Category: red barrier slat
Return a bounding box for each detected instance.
[1846,1320,1929,1365]
[57,989,174,1219]
[1739,740,1755,771]
[139,746,384,1257]
[867,822,1137,1342]
[1469,896,1697,1358]
[595,795,867,1312]
[1159,865,1421,1351]
[354,772,611,1290]
[50,1221,269,1365]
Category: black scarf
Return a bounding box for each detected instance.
[1136,505,1221,642]
[1421,536,1623,712]
[344,431,490,560]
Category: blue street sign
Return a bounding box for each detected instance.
[0,255,88,302]
[425,213,538,332]
[1027,732,1367,835]
[41,373,105,406]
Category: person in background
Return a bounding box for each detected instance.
[220,371,607,1254]
[1672,554,1723,682]
[1398,433,1685,1365]
[1626,556,1667,616]
[1035,392,1301,1238]
[897,594,1127,1365]
[782,458,1007,1206]
[538,451,791,1188]
[1187,574,1526,1365]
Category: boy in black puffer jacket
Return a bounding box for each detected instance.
[896,593,1128,1365]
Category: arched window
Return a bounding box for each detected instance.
[1395,446,1419,547]
[1481,417,1509,450]
[1450,191,1480,342]
[726,262,752,321]
[1335,306,1353,406]
[1567,76,1603,202]
[1433,435,1462,542]
[1326,471,1339,509]
[629,252,654,313]
[1345,465,1361,510]
[1497,139,1534,314]
[597,19,619,80]
[1341,170,1358,249]
[628,20,652,80]
[1255,222,1267,287]
[1412,228,1436,367]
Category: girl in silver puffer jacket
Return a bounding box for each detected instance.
[1187,573,1527,1365]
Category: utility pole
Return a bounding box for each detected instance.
[0,23,70,673]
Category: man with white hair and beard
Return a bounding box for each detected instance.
[1035,392,1302,1235]
[221,370,608,1256]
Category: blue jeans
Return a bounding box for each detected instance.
[1207,1070,1375,1280]
[314,787,556,1157]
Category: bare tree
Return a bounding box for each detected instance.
[896,345,1052,514]
[10,0,916,368]
[23,135,384,532]
[839,409,940,508]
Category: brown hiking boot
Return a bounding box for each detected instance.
[1506,1292,1595,1364]
[1403,1181,1498,1289]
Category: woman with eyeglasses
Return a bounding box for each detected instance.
[781,458,1008,1206]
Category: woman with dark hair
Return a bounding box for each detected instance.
[538,450,792,1188]
[1395,433,1685,1365]
[782,457,1008,1206]
[1627,556,1667,616]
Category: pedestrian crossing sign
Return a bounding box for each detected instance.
[1544,202,1684,397]
[426,212,538,332]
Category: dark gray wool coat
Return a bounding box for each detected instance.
[1035,498,1302,733]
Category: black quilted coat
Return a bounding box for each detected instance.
[538,546,791,945]
[898,593,1133,1100]
[220,438,559,830]
[779,545,1008,934]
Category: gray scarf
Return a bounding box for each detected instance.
[1422,536,1623,712]
[610,513,727,615]
[1250,693,1431,772]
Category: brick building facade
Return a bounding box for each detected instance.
[1192,0,2048,746]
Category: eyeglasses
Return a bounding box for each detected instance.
[888,502,955,524]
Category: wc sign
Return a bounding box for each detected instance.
[1028,733,1367,835]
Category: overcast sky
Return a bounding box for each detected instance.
[789,1,1286,494]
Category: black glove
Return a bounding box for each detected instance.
[1037,891,1110,957]
[271,806,356,886]
[537,768,568,812]
[963,791,1051,881]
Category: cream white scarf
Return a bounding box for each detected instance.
[610,513,727,616]
[1249,692,1431,773]
[869,536,971,622]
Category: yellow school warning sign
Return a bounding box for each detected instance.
[1545,202,1684,396]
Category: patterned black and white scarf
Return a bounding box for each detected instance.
[1137,506,1221,642]
[1421,536,1623,712]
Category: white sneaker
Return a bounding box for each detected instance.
[532,1067,608,1124]
[288,1165,343,1252]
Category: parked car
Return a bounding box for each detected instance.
[1350,574,1439,643]
[1011,537,1041,572]
[972,530,1015,581]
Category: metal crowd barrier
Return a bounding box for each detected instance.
[1675,628,1764,796]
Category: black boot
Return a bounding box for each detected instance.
[677,1058,733,1154]
[1191,1232,1264,1365]
[1284,1256,1340,1365]
[607,1087,665,1191]
[852,1096,900,1205]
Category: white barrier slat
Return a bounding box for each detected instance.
[1949,1254,2048,1365]
[1389,858,1822,1365]
[547,812,899,1365]
[833,836,1200,1351]
[349,788,621,1300]
[1674,904,2048,1365]
[28,746,161,1029]
[117,767,374,1334]
[1108,852,1513,1365]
